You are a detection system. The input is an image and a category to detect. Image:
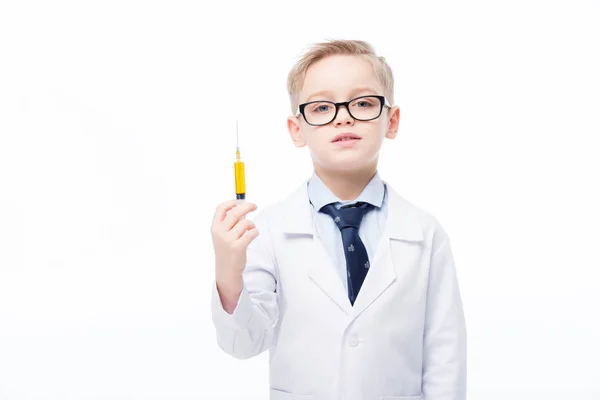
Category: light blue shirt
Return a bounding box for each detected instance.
[307,171,388,291]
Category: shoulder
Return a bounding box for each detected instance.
[249,181,310,231]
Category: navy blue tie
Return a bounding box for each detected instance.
[320,202,373,305]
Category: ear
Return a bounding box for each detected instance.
[287,115,306,148]
[385,106,400,139]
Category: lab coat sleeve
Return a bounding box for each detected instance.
[210,210,279,359]
[421,228,467,400]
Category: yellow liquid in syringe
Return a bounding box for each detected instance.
[234,147,245,200]
[234,120,245,201]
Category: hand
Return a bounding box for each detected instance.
[211,200,259,279]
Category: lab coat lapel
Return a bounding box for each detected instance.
[279,180,425,319]
[308,236,354,315]
[349,184,425,321]
[281,181,353,316]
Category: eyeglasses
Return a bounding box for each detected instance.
[296,95,392,127]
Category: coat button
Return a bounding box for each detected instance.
[349,337,359,347]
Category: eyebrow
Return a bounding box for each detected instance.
[304,86,381,103]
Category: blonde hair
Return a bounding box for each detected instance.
[286,39,395,114]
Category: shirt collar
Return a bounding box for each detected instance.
[308,171,385,211]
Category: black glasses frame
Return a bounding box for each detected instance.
[296,95,392,126]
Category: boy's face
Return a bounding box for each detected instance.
[287,54,400,174]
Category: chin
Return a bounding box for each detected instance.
[311,148,378,173]
[325,157,372,173]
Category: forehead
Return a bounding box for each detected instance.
[300,55,384,103]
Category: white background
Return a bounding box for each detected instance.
[1,0,599,399]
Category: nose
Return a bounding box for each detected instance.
[334,105,355,127]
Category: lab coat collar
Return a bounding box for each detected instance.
[281,176,424,317]
[282,177,424,242]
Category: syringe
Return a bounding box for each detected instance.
[234,120,246,204]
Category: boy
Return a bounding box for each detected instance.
[210,39,467,400]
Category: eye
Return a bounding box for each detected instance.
[310,102,333,113]
[355,99,376,108]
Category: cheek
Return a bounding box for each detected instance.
[363,124,387,142]
[303,128,328,146]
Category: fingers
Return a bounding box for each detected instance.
[238,227,260,248]
[229,218,256,240]
[221,202,257,231]
[212,200,239,226]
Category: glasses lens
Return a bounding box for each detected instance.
[348,96,382,120]
[303,101,336,125]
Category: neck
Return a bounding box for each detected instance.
[314,163,377,201]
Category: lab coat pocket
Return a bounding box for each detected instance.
[270,389,314,399]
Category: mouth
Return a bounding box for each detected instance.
[332,133,361,143]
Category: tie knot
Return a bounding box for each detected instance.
[319,202,373,230]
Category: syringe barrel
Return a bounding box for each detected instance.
[234,160,245,196]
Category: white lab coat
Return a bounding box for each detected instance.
[211,180,467,400]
